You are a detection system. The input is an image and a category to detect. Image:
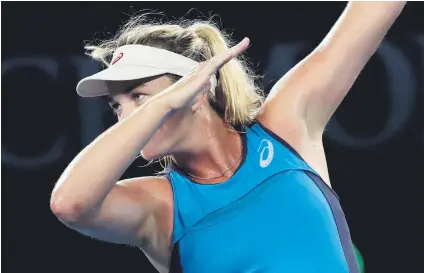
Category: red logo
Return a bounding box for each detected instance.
[111,52,123,65]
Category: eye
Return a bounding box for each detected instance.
[132,93,146,105]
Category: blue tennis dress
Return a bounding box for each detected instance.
[167,122,359,273]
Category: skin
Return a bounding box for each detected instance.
[106,76,243,179]
[51,2,406,272]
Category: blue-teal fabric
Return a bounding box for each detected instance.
[168,122,359,273]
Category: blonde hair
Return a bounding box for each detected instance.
[85,13,264,168]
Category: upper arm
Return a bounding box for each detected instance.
[261,2,405,136]
[64,176,173,246]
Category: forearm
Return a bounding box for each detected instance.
[302,1,406,129]
[318,2,406,64]
[265,2,406,138]
[51,96,174,213]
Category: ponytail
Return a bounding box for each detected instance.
[189,23,264,127]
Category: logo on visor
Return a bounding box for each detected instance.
[111,52,124,65]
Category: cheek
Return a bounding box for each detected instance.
[142,110,193,156]
[160,110,189,135]
[145,112,186,145]
[149,126,172,143]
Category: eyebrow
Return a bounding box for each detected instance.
[105,80,147,102]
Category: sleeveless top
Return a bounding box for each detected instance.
[167,122,360,273]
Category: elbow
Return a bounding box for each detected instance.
[50,196,86,224]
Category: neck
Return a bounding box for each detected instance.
[172,112,243,184]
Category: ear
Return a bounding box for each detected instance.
[191,93,208,113]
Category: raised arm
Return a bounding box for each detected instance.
[50,97,175,245]
[260,2,406,137]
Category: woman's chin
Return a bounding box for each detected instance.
[140,150,154,161]
[140,149,166,161]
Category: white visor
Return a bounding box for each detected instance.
[76,45,203,97]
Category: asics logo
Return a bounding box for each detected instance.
[258,139,274,168]
[111,52,124,65]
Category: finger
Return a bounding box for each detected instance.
[205,37,250,74]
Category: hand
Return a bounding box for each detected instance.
[159,37,250,112]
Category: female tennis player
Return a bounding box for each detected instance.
[51,2,405,272]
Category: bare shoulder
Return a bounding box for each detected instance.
[120,175,174,268]
[118,175,174,240]
[118,175,173,203]
[257,113,331,185]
